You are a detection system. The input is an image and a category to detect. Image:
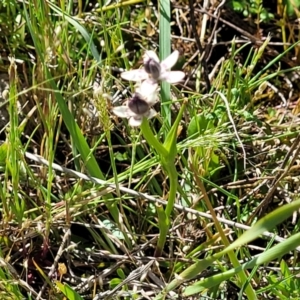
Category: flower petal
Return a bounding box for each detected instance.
[136,80,159,105]
[121,69,148,82]
[143,51,160,64]
[112,106,128,118]
[160,50,180,71]
[160,71,185,83]
[129,116,143,127]
[147,108,157,119]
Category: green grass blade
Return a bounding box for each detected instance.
[48,2,101,64]
[184,232,300,296]
[159,0,171,127]
[226,199,300,252]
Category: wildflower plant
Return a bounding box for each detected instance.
[113,49,185,256]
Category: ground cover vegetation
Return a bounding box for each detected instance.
[1,0,300,299]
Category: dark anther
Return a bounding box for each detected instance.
[144,58,161,80]
[128,94,149,115]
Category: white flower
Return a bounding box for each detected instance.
[135,79,159,105]
[112,78,159,127]
[112,94,157,127]
[121,50,185,84]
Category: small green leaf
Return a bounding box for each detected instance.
[109,278,122,289]
[117,268,126,280]
[0,142,8,165]
[56,282,84,300]
[114,152,128,161]
[102,219,125,240]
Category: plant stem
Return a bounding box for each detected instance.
[140,119,168,157]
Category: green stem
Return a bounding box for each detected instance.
[154,161,178,257]
[141,117,180,257]
[140,119,168,157]
[154,204,169,257]
[164,161,178,218]
[140,119,178,217]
